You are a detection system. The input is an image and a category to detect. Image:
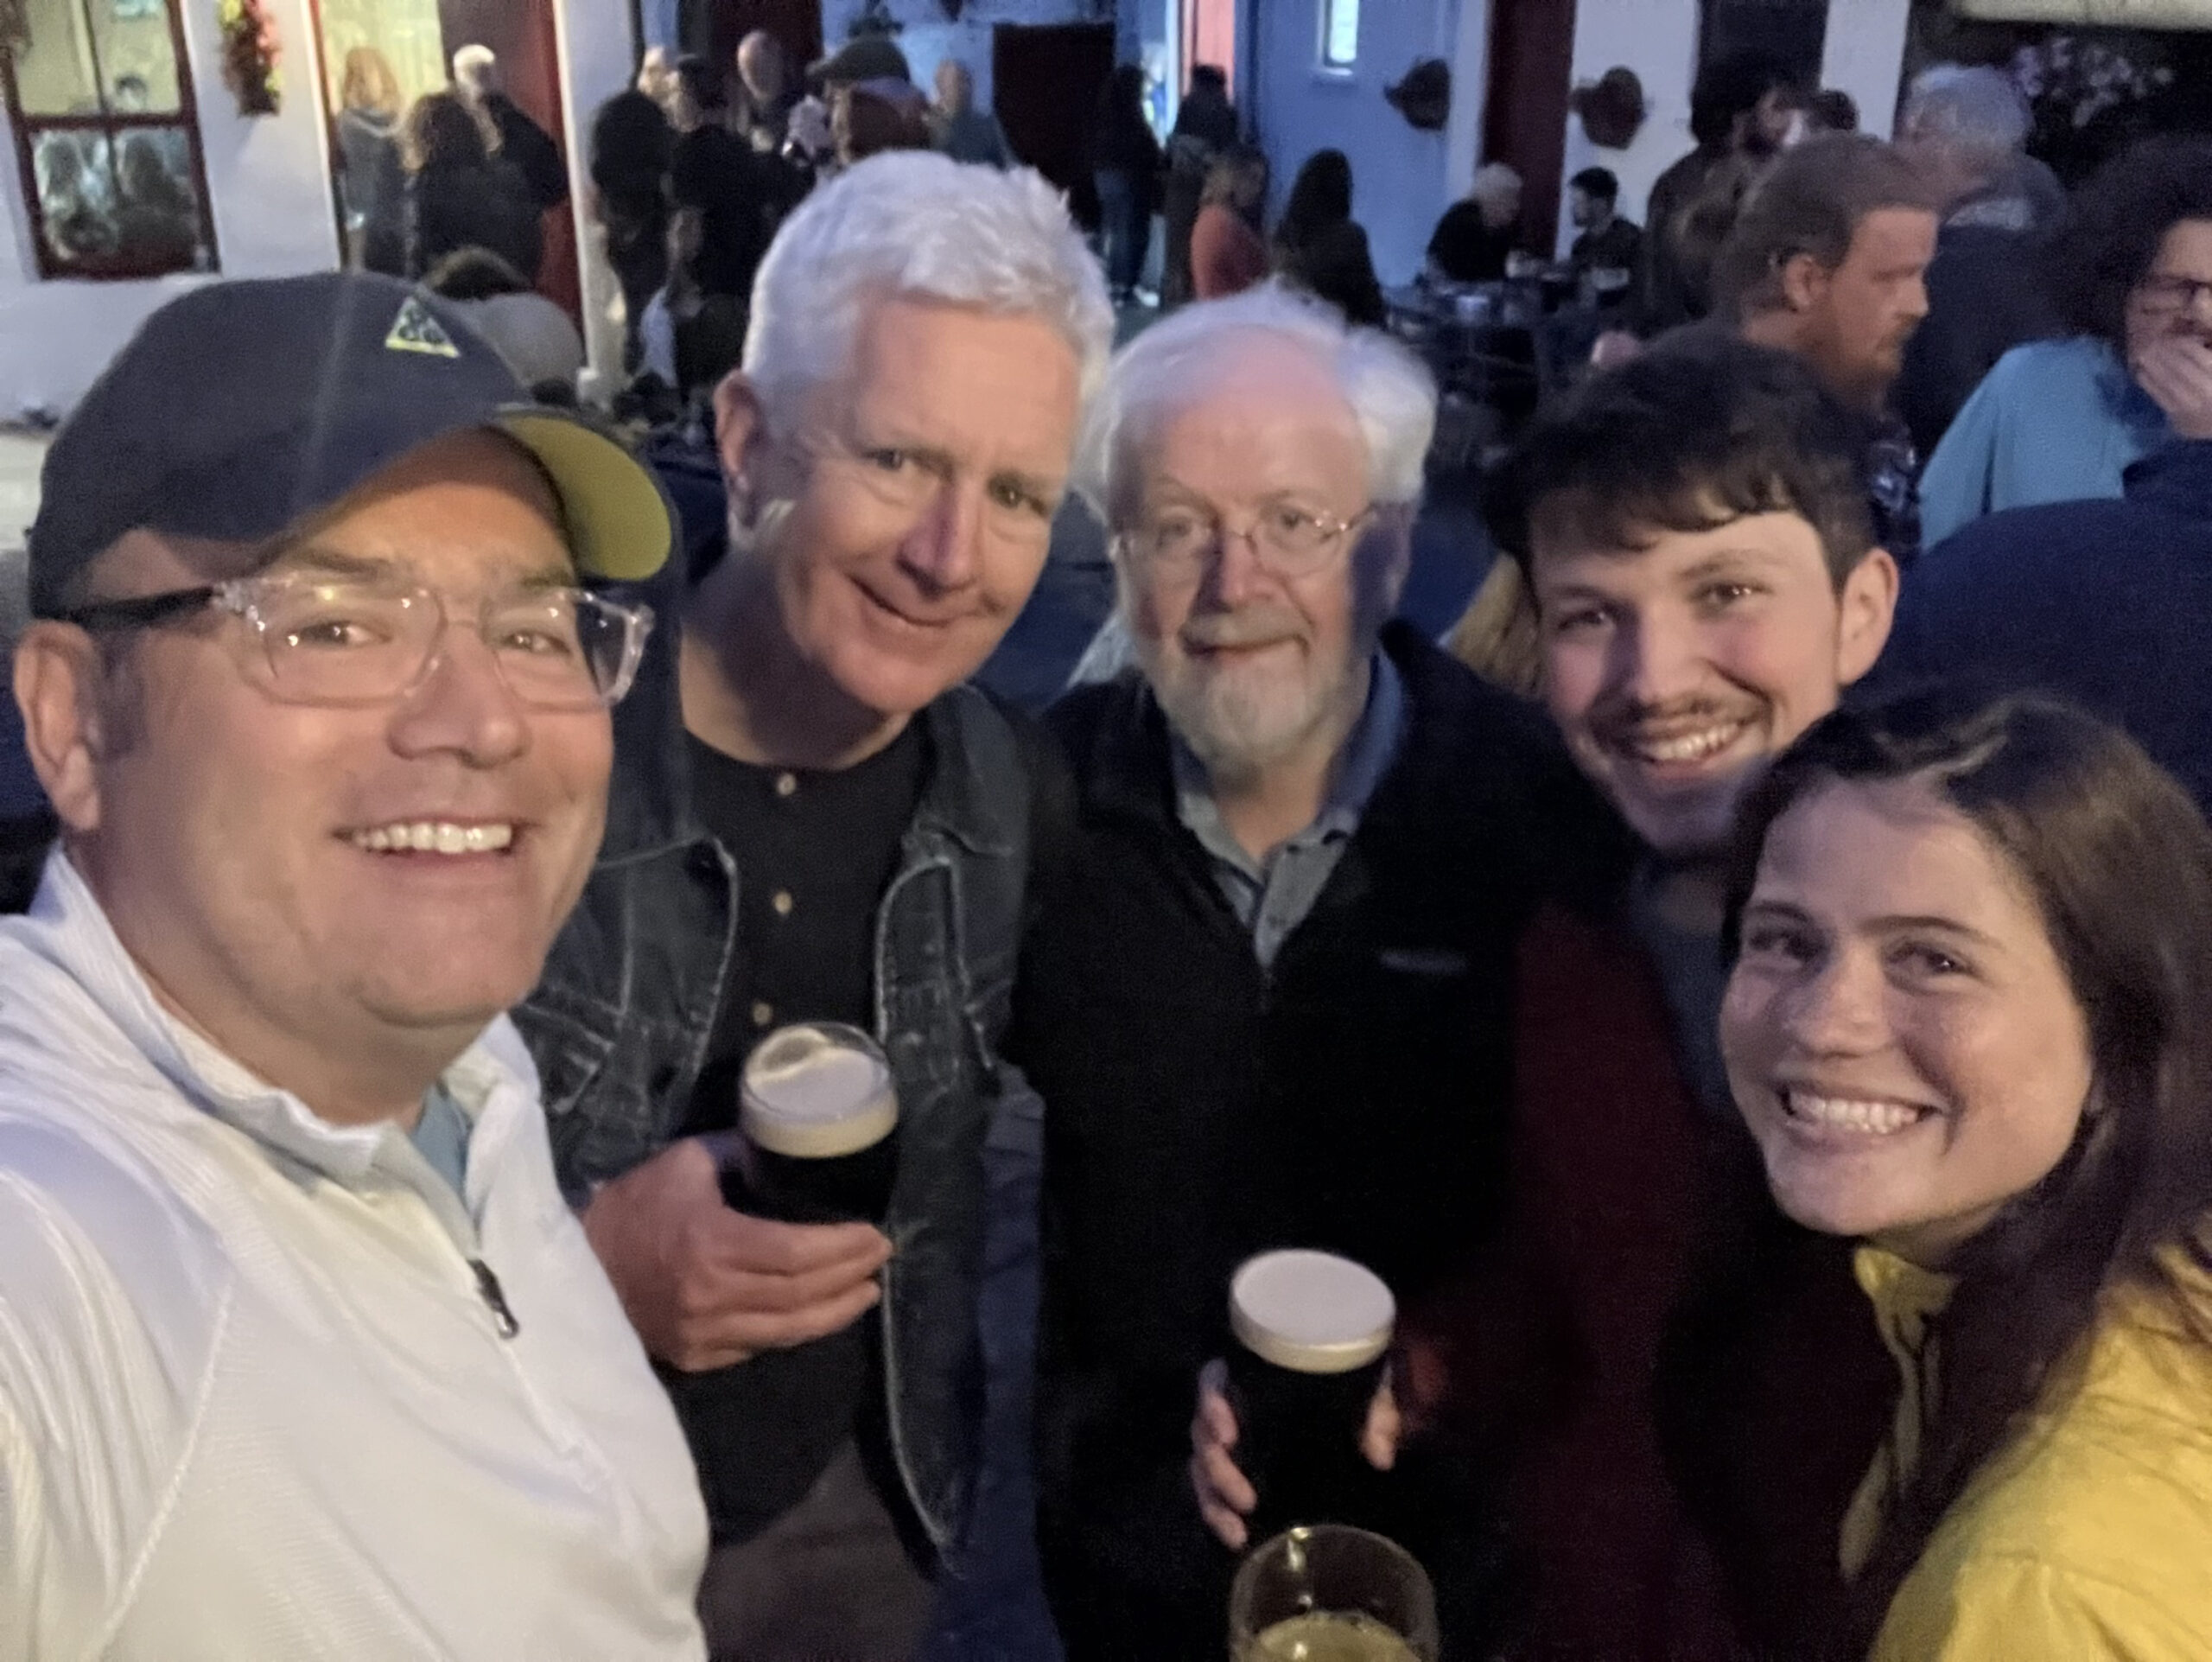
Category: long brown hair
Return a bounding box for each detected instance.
[1723,690,2212,1653]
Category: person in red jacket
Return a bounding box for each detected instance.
[1196,332,1904,1656]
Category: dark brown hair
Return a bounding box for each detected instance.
[1723,689,2212,1656]
[1713,134,1935,318]
[1483,330,1876,589]
[2054,136,2212,349]
[401,91,488,175]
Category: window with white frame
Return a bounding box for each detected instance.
[1322,0,1360,68]
[0,0,216,279]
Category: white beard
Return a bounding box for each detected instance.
[1143,634,1363,789]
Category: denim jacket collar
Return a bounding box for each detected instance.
[598,564,1014,866]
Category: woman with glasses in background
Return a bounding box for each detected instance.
[1920,137,2212,546]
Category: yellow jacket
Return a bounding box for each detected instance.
[1853,1245,2212,1660]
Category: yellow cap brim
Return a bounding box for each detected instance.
[499,410,674,583]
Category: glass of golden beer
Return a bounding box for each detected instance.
[1230,1525,1440,1662]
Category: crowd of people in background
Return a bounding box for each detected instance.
[7,21,2212,1662]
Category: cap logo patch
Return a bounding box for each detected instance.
[385,296,461,358]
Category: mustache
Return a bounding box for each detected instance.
[1590,696,1753,732]
[1179,609,1305,651]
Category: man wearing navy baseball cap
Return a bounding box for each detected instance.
[0,272,710,1659]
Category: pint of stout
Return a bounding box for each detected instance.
[1226,1249,1396,1542]
[721,1022,900,1225]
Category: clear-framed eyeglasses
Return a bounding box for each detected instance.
[1118,498,1377,581]
[55,570,656,711]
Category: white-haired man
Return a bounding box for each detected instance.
[1015,285,1605,1658]
[1892,64,2066,452]
[515,150,1110,1659]
[451,43,568,215]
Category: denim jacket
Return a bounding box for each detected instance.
[512,573,1035,1556]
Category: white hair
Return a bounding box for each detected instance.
[1903,64,2029,162]
[452,43,496,94]
[1471,162,1523,205]
[741,150,1114,428]
[1072,283,1437,525]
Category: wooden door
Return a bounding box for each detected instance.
[437,0,579,319]
[994,22,1116,231]
[1481,0,1578,255]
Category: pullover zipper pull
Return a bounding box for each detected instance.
[471,1258,520,1339]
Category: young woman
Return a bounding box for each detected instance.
[1720,691,2212,1656]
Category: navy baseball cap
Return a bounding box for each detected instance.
[29,271,671,617]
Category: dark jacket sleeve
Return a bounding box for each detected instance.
[495,98,570,210]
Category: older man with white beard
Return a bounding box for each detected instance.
[1014,285,1611,1659]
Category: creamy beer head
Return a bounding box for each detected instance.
[739,1022,898,1160]
[1230,1250,1395,1376]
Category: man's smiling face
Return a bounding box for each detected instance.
[746,294,1082,721]
[1529,506,1896,856]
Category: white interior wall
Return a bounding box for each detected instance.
[1249,0,1467,285]
[1821,0,1915,139]
[1551,0,1703,258]
[0,0,340,417]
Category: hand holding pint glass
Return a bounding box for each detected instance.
[578,1023,897,1372]
[722,1022,900,1224]
[1193,1250,1404,1550]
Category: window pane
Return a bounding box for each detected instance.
[112,125,208,270]
[32,128,119,265]
[1324,0,1361,67]
[92,0,185,115]
[13,0,104,117]
[31,124,208,274]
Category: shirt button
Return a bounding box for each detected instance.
[772,890,794,917]
[752,1001,775,1028]
[775,773,798,799]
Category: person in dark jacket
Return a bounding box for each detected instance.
[401,90,543,283]
[1027,284,1606,1660]
[1891,66,2065,455]
[513,152,1112,1662]
[1640,53,1796,330]
[334,47,406,275]
[454,44,569,213]
[1272,148,1385,328]
[1870,440,2212,818]
[1092,64,1163,304]
[1426,162,1523,283]
[588,89,675,372]
[1160,65,1239,308]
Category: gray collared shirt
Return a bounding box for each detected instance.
[1172,653,1408,971]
